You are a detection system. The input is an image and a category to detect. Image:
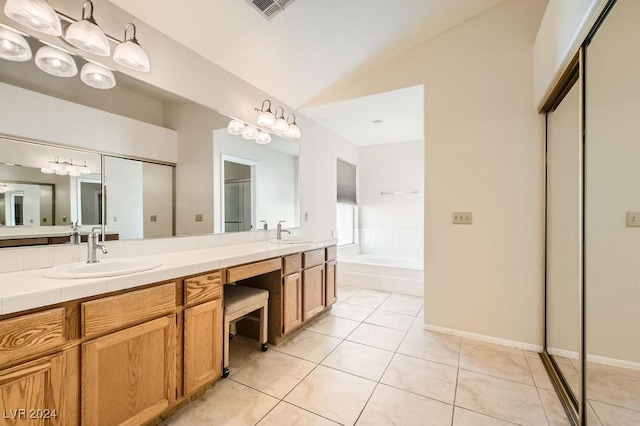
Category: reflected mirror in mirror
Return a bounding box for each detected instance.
[0,137,102,247]
[104,156,174,240]
[214,128,299,233]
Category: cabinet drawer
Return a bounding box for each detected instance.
[326,246,337,261]
[282,253,302,276]
[82,283,176,337]
[303,249,325,268]
[227,258,281,282]
[185,271,222,306]
[0,308,65,365]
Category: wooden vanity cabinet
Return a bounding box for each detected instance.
[282,272,303,334]
[325,260,337,307]
[302,264,325,321]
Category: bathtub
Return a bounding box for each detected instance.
[337,254,424,297]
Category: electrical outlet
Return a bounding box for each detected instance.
[195,214,204,222]
[626,211,640,227]
[304,212,309,222]
[452,211,472,225]
[113,216,118,222]
[150,215,157,222]
[62,216,67,223]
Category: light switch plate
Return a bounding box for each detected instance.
[452,211,472,225]
[195,214,204,222]
[626,211,640,227]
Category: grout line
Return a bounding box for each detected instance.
[451,335,463,426]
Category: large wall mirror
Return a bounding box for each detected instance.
[0,25,299,247]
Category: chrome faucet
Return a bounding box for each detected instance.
[70,221,81,245]
[276,220,291,240]
[87,227,108,263]
[260,220,268,230]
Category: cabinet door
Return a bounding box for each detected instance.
[325,261,337,307]
[0,348,78,426]
[82,315,176,426]
[184,299,222,395]
[282,273,303,334]
[303,265,325,321]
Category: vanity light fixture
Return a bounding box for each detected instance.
[255,100,276,128]
[41,157,90,176]
[227,119,245,135]
[0,183,8,193]
[273,107,289,133]
[81,61,115,89]
[3,0,62,36]
[0,25,32,61]
[242,125,260,140]
[113,23,150,72]
[255,131,271,144]
[64,1,110,57]
[285,113,301,139]
[35,45,77,77]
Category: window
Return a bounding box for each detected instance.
[336,159,357,246]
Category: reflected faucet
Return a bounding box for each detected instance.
[87,227,108,263]
[260,220,268,230]
[70,221,81,245]
[277,220,291,240]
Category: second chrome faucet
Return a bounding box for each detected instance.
[87,227,108,263]
[276,220,291,240]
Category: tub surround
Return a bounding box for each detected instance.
[338,253,423,297]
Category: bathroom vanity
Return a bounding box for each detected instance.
[0,241,337,425]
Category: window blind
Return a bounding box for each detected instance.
[337,159,357,204]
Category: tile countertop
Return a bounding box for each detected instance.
[0,239,337,316]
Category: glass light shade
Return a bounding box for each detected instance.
[68,168,81,177]
[242,125,259,140]
[81,62,115,89]
[65,19,110,56]
[40,166,54,174]
[257,111,276,127]
[273,117,289,133]
[255,131,271,145]
[285,123,301,139]
[227,119,245,135]
[35,46,77,77]
[0,185,7,193]
[0,27,32,61]
[79,164,91,174]
[4,0,61,36]
[113,40,149,72]
[54,169,67,176]
[48,160,62,171]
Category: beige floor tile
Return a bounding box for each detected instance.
[257,402,339,426]
[587,400,604,425]
[329,303,375,322]
[381,353,458,404]
[408,316,425,334]
[356,384,453,426]
[357,288,392,297]
[285,365,376,426]
[552,355,575,366]
[165,380,278,426]
[228,335,268,376]
[417,306,424,318]
[459,340,534,385]
[274,330,342,363]
[346,323,406,352]
[453,407,517,425]
[587,363,640,411]
[304,314,361,338]
[398,329,461,367]
[231,351,316,398]
[527,356,555,391]
[342,293,389,309]
[321,340,394,381]
[557,362,579,397]
[538,388,572,426]
[590,400,640,426]
[337,286,361,302]
[364,310,415,331]
[524,350,542,359]
[378,293,423,316]
[455,369,547,426]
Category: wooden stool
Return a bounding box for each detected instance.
[223,284,269,377]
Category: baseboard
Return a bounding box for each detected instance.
[548,347,640,371]
[423,324,543,353]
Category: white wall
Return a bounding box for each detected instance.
[585,0,640,364]
[304,0,547,346]
[104,157,143,240]
[358,140,424,259]
[213,130,298,233]
[533,0,608,108]
[142,162,174,239]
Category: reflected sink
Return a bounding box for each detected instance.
[43,258,161,279]
[268,238,311,245]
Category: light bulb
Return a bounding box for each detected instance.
[286,123,301,139]
[242,125,259,140]
[228,119,245,135]
[0,27,32,62]
[257,111,276,127]
[35,46,77,77]
[81,62,116,89]
[273,117,289,133]
[255,131,271,144]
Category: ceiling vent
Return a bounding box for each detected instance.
[244,0,297,20]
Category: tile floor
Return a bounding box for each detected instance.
[164,286,571,426]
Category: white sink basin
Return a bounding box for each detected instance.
[43,258,161,279]
[268,238,311,245]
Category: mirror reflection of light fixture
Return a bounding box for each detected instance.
[242,125,259,140]
[41,157,91,176]
[255,131,271,145]
[273,107,289,134]
[0,183,8,193]
[64,0,110,57]
[255,100,276,128]
[113,23,150,72]
[227,119,245,135]
[286,114,301,139]
[0,25,32,61]
[3,0,62,36]
[35,45,77,77]
[81,62,115,89]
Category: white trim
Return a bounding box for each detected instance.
[423,324,543,353]
[548,347,640,371]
